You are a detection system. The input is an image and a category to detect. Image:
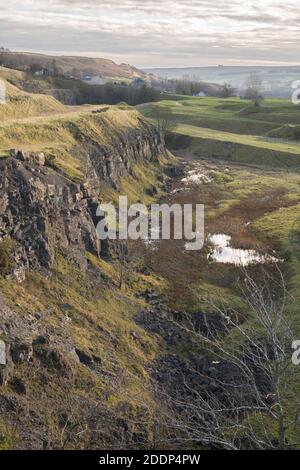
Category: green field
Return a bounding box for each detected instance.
[138,96,300,169]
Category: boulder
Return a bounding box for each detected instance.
[10,376,27,395]
[10,149,45,166]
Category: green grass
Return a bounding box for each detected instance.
[0,105,151,181]
[138,96,300,169]
[139,96,300,136]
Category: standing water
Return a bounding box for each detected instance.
[208,234,279,266]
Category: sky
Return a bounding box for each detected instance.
[0,0,299,68]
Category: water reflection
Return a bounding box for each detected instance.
[208,234,279,266]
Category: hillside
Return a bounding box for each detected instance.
[138,96,300,168]
[1,77,300,451]
[0,75,176,449]
[0,51,147,80]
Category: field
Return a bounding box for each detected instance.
[138,96,300,168]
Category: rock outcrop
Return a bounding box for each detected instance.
[0,157,99,275]
[0,117,166,276]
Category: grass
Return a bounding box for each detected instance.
[0,105,152,181]
[0,247,164,377]
[138,96,300,169]
[2,73,300,446]
[139,96,300,135]
[150,159,300,447]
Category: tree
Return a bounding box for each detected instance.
[29,63,43,74]
[245,73,264,107]
[219,82,236,98]
[115,239,147,290]
[162,267,300,449]
[155,108,176,135]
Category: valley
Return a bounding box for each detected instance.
[0,66,300,450]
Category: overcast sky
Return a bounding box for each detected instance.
[0,0,299,68]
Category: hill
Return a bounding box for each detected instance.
[138,95,300,169]
[0,50,147,81]
[266,123,300,141]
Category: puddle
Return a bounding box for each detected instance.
[171,187,190,195]
[208,234,279,266]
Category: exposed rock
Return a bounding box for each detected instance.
[130,331,141,341]
[145,185,158,197]
[11,340,33,364]
[0,158,100,271]
[10,149,46,166]
[1,120,166,274]
[75,348,94,366]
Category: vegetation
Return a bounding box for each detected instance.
[2,66,300,449]
[244,73,265,107]
[138,95,300,168]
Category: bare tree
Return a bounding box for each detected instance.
[155,109,176,135]
[244,73,264,107]
[115,239,147,290]
[161,267,300,449]
[219,82,236,98]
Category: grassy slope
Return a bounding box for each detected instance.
[0,75,172,447]
[138,96,300,169]
[0,87,153,181]
[0,68,67,119]
[0,52,146,80]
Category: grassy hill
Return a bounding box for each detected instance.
[0,104,152,181]
[0,68,67,120]
[0,51,147,80]
[138,96,300,169]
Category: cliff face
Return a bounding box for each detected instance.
[0,157,99,279]
[85,116,166,190]
[0,113,167,279]
[0,108,170,450]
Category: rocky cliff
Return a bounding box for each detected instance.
[0,106,171,449]
[0,111,167,281]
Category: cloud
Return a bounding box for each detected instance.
[0,0,299,66]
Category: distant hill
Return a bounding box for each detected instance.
[0,50,147,80]
[144,66,300,98]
